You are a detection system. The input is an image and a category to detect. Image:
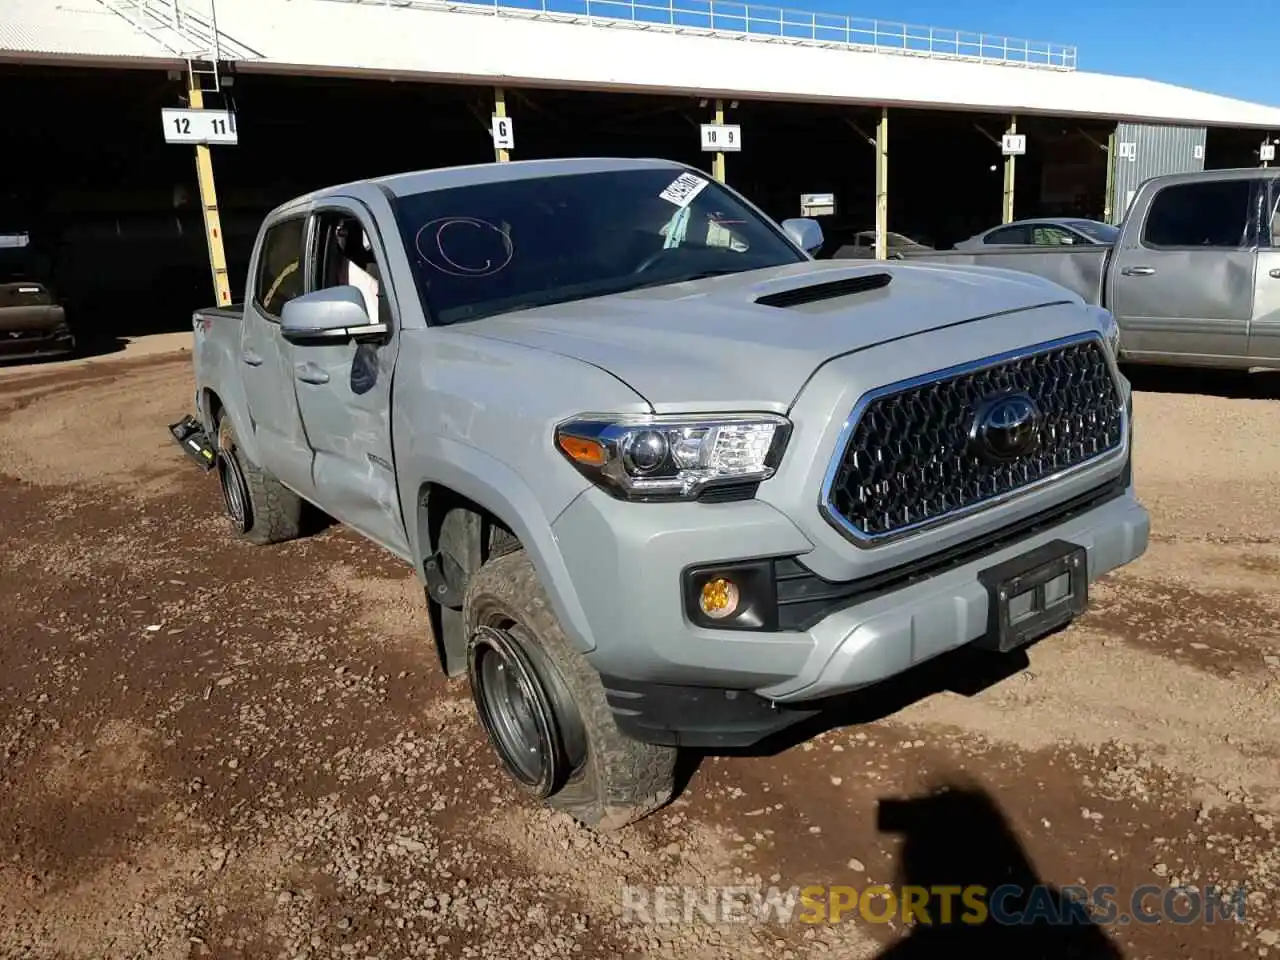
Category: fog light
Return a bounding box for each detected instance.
[699,577,740,620]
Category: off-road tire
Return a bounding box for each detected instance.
[214,414,303,546]
[464,549,678,830]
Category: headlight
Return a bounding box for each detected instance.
[554,413,791,501]
[1089,305,1122,361]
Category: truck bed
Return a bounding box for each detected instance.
[895,246,1111,307]
[194,304,245,323]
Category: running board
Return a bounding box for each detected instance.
[168,414,217,472]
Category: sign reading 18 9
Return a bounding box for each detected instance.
[700,123,743,153]
[161,107,239,146]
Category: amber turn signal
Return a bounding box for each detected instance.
[557,434,607,467]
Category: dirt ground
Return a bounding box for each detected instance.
[1,348,1278,960]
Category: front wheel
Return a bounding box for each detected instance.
[463,549,677,830]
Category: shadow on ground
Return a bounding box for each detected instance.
[870,779,1124,958]
[1122,362,1280,400]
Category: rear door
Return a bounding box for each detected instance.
[1108,177,1256,363]
[285,202,409,557]
[1249,177,1280,362]
[239,214,315,496]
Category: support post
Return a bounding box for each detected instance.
[874,108,889,261]
[1002,115,1017,224]
[712,99,726,184]
[187,79,232,307]
[1103,130,1116,224]
[494,87,510,163]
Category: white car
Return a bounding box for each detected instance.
[954,218,1119,250]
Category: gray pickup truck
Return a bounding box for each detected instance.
[899,168,1280,371]
[189,157,1149,830]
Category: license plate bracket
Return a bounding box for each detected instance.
[975,539,1088,654]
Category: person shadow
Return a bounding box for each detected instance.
[872,778,1125,959]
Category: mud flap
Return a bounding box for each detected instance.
[168,414,217,472]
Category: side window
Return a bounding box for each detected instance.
[1141,180,1253,249]
[984,225,1031,245]
[315,212,389,326]
[1031,225,1076,246]
[254,217,305,319]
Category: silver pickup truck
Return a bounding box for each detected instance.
[899,168,1280,371]
[189,157,1149,830]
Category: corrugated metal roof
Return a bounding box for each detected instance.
[212,0,1280,129]
[3,0,1280,129]
[0,0,178,61]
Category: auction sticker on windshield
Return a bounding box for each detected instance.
[659,172,709,209]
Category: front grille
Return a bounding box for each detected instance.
[822,334,1125,544]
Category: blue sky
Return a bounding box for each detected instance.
[815,0,1277,105]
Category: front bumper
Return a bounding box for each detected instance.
[555,475,1148,748]
[0,306,73,362]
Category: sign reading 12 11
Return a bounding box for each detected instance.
[161,108,238,146]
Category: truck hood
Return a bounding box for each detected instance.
[463,260,1076,412]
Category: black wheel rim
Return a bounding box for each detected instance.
[217,453,247,529]
[214,424,250,534]
[469,625,559,796]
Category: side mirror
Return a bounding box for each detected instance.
[781,218,825,255]
[280,285,384,344]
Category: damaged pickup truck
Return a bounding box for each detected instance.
[189,157,1149,830]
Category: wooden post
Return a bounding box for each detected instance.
[1002,115,1018,224]
[188,79,231,307]
[712,99,727,184]
[874,108,889,261]
[494,87,510,163]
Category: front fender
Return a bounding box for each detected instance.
[402,437,596,653]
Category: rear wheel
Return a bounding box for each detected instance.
[213,415,303,546]
[463,549,677,830]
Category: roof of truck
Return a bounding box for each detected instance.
[374,157,687,197]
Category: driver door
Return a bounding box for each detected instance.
[285,203,410,558]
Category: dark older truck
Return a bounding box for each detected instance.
[898,168,1280,371]
[0,232,73,362]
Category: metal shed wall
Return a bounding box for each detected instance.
[1110,122,1206,223]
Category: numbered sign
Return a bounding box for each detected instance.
[162,108,237,145]
[1001,133,1026,156]
[700,123,742,153]
[1261,143,1276,163]
[1117,141,1138,161]
[800,193,836,217]
[491,115,515,150]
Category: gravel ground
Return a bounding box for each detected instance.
[1,350,1278,960]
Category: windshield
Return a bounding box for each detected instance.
[1066,220,1120,244]
[0,244,48,284]
[391,167,807,325]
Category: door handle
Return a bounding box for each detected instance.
[1121,266,1156,277]
[241,349,263,366]
[295,362,330,385]
[1269,268,1280,279]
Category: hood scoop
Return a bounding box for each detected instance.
[754,272,892,308]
